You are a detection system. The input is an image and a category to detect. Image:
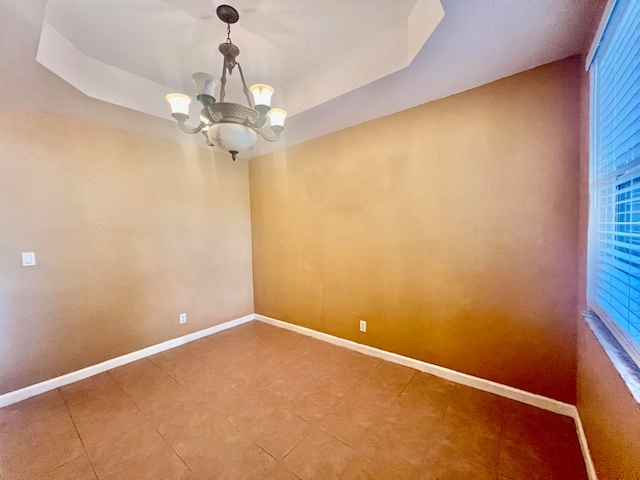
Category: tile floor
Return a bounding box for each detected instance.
[0,321,587,479]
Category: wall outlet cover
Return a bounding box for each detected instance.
[180,313,187,324]
[359,320,367,332]
[21,252,36,267]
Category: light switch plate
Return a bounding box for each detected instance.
[22,252,36,267]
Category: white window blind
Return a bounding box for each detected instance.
[589,0,640,361]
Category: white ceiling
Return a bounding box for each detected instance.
[37,0,444,123]
[42,0,420,91]
[1,0,598,160]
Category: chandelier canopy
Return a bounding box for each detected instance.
[165,5,287,161]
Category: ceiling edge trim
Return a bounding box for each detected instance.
[279,0,444,117]
[36,21,189,122]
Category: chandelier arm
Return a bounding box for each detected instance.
[170,113,205,134]
[177,121,205,135]
[257,127,282,143]
[236,63,255,108]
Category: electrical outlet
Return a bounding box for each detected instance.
[179,313,187,324]
[359,320,367,332]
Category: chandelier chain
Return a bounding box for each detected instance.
[226,23,232,43]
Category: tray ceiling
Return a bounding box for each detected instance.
[0,0,596,159]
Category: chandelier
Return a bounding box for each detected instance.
[165,5,287,161]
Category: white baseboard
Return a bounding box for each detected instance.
[0,314,254,408]
[255,314,574,415]
[571,406,598,480]
[255,313,598,480]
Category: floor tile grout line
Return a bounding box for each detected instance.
[398,370,418,397]
[152,423,195,476]
[58,387,100,480]
[104,367,192,477]
[273,420,314,463]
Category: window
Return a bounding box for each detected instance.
[588,0,640,366]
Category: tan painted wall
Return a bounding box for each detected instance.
[250,57,581,404]
[576,3,640,475]
[0,105,254,394]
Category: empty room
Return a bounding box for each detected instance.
[1,0,639,478]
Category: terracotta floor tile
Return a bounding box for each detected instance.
[342,380,404,413]
[261,464,301,479]
[443,404,503,441]
[315,369,368,399]
[134,388,216,436]
[438,423,502,474]
[164,414,251,470]
[357,420,445,475]
[419,458,498,480]
[446,384,508,428]
[108,358,181,400]
[405,371,457,395]
[130,379,195,410]
[207,352,272,387]
[501,403,587,479]
[178,368,240,401]
[0,430,85,479]
[35,454,96,480]
[186,440,277,480]
[281,389,342,426]
[1,322,588,480]
[217,442,278,480]
[498,436,555,480]
[85,422,167,477]
[108,446,191,480]
[180,337,217,357]
[380,392,447,432]
[0,410,75,457]
[66,388,136,425]
[73,401,149,449]
[329,349,383,374]
[245,406,311,460]
[314,399,378,449]
[59,373,123,409]
[368,362,416,390]
[339,455,399,480]
[148,348,214,382]
[503,401,574,444]
[281,428,358,480]
[395,372,456,420]
[0,390,66,431]
[292,337,346,359]
[217,384,281,430]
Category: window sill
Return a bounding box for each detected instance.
[582,310,640,404]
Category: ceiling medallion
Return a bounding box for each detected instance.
[165,5,287,161]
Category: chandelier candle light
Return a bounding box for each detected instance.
[165,5,287,161]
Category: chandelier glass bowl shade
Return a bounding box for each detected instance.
[165,5,287,161]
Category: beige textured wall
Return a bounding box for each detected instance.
[0,105,254,394]
[576,3,640,474]
[250,57,581,404]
